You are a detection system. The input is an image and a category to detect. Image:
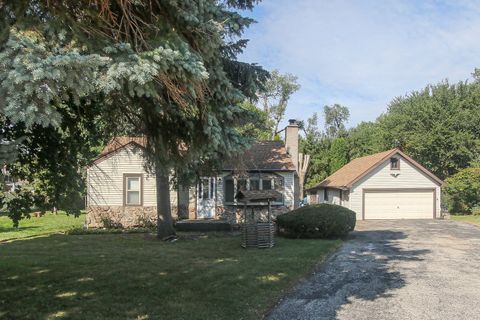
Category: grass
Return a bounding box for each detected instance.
[451,215,480,227]
[0,212,86,242]
[0,217,341,320]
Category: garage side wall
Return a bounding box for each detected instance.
[350,157,441,220]
[315,188,341,205]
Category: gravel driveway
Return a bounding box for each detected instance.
[268,220,480,320]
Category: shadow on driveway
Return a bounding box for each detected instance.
[268,229,430,320]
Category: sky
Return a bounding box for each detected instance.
[239,0,480,129]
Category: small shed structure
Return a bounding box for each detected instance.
[236,190,282,248]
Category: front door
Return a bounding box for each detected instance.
[197,177,216,219]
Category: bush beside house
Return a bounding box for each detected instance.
[443,167,480,215]
[277,204,356,239]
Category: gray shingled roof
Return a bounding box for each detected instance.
[94,138,296,172]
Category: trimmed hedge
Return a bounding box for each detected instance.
[277,204,356,239]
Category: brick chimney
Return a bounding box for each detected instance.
[285,119,299,172]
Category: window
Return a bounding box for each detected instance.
[324,188,328,201]
[390,157,400,170]
[250,179,260,191]
[262,179,272,190]
[225,179,235,202]
[237,179,247,191]
[124,174,142,206]
[199,178,215,199]
[210,178,215,198]
[223,175,283,203]
[203,178,210,199]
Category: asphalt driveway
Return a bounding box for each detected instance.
[268,220,480,320]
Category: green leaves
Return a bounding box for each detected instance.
[1,184,35,228]
[0,29,109,127]
[378,80,480,179]
[1,0,267,226]
[259,70,300,139]
[324,104,350,138]
[444,167,480,214]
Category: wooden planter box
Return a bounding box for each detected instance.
[241,222,275,248]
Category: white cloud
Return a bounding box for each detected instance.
[240,0,480,128]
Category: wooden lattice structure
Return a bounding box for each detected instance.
[236,190,282,249]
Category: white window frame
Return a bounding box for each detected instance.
[223,176,282,205]
[124,174,143,206]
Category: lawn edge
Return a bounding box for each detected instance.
[451,219,480,228]
[0,231,68,244]
[261,240,344,319]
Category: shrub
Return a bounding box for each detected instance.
[100,216,122,229]
[444,167,480,214]
[276,204,356,239]
[472,206,480,216]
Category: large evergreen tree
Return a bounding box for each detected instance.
[0,1,267,236]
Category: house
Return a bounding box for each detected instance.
[306,148,443,220]
[1,165,23,192]
[85,120,302,228]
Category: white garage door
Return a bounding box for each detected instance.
[364,189,434,219]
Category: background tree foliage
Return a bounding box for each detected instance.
[328,138,349,173]
[301,75,480,210]
[300,105,351,189]
[324,104,350,138]
[237,101,271,140]
[443,167,480,215]
[379,80,480,179]
[259,70,300,139]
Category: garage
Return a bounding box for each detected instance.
[306,148,444,220]
[363,189,435,219]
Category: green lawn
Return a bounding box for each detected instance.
[0,212,85,242]
[0,219,340,320]
[451,215,480,227]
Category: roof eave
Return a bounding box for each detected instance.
[88,141,145,168]
[222,168,296,172]
[346,149,444,187]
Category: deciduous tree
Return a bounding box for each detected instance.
[324,104,350,138]
[259,70,300,139]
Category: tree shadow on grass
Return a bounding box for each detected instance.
[268,230,430,320]
[0,226,39,233]
[0,232,318,320]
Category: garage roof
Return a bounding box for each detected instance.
[306,148,443,191]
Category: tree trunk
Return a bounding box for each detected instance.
[262,95,269,113]
[155,161,175,238]
[272,121,279,140]
[298,153,310,205]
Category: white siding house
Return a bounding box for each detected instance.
[87,145,158,207]
[86,141,178,228]
[307,149,443,220]
[86,123,302,228]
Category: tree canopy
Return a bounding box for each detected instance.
[259,70,300,139]
[443,166,480,214]
[301,76,480,199]
[324,104,350,138]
